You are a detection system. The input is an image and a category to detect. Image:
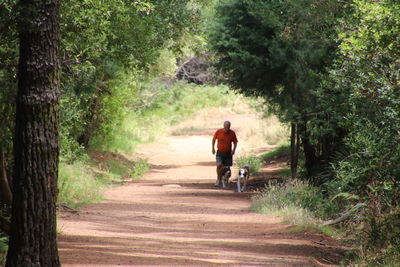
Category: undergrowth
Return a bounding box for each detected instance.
[58,160,104,208]
[251,179,340,230]
[251,144,341,235]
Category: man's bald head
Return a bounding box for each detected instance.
[223,121,231,132]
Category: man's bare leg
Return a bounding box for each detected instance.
[215,163,223,186]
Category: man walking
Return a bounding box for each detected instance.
[212,121,238,186]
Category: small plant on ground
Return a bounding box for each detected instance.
[130,158,149,179]
[235,154,262,175]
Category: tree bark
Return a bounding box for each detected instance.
[290,123,298,179]
[6,0,61,266]
[77,90,101,148]
[298,118,320,185]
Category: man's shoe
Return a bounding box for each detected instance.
[214,180,220,187]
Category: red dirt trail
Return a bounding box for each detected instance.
[58,117,346,266]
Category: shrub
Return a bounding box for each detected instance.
[58,160,104,208]
[235,154,262,175]
[252,180,340,224]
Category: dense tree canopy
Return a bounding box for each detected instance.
[208,0,346,181]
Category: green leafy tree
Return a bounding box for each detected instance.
[330,1,400,262]
[208,0,346,183]
[59,0,206,150]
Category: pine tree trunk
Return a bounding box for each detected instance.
[298,119,320,184]
[6,0,61,266]
[290,123,298,179]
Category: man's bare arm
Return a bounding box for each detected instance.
[232,142,237,155]
[212,139,216,154]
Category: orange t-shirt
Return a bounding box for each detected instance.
[213,129,238,153]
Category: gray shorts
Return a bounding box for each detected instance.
[216,151,233,166]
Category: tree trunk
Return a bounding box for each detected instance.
[0,149,12,205]
[298,118,319,185]
[6,0,61,266]
[290,123,299,179]
[77,91,101,148]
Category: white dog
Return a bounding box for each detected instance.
[236,165,250,192]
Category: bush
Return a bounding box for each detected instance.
[252,180,340,224]
[235,154,262,175]
[58,160,104,208]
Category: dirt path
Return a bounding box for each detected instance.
[58,116,345,266]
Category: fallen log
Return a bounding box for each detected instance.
[321,203,365,226]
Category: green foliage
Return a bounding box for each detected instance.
[252,180,339,226]
[0,0,17,155]
[58,160,104,208]
[260,144,290,162]
[58,156,149,208]
[130,158,150,179]
[235,155,262,175]
[98,158,149,182]
[57,0,209,154]
[0,236,7,264]
[59,90,89,162]
[312,1,400,263]
[278,168,291,178]
[208,0,348,182]
[90,81,232,152]
[208,0,342,114]
[207,0,284,99]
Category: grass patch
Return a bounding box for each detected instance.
[58,155,150,208]
[279,168,291,177]
[91,154,150,182]
[260,143,290,161]
[106,160,130,179]
[251,179,339,230]
[58,160,104,208]
[130,158,149,179]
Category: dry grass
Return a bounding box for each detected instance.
[169,95,289,155]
